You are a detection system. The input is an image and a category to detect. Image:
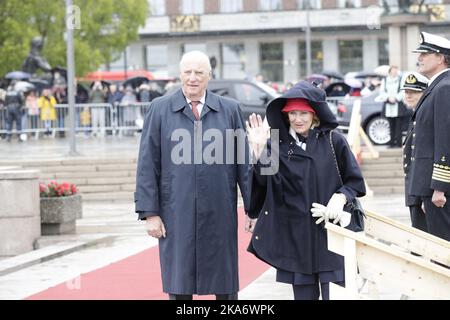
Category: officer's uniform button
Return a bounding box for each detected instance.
[411,157,415,161]
[255,236,259,240]
[413,121,416,125]
[411,146,415,150]
[404,164,408,168]
[264,211,269,215]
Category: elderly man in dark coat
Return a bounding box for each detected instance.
[135,50,250,300]
[246,81,366,300]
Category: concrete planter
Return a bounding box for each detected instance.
[40,194,82,235]
[0,169,40,256]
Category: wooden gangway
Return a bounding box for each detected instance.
[326,210,450,299]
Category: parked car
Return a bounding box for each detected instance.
[165,79,280,120]
[327,90,410,145]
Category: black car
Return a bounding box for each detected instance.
[165,79,280,120]
[326,91,390,145]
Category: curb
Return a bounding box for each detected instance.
[0,235,116,277]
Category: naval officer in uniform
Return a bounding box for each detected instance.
[401,72,428,232]
[408,32,450,241]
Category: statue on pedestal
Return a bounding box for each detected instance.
[22,37,52,80]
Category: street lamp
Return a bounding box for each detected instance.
[305,0,312,77]
[66,0,77,155]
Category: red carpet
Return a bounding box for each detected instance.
[27,208,269,300]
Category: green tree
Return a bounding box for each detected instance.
[0,0,148,78]
[0,0,36,78]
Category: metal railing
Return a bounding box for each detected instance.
[0,102,152,137]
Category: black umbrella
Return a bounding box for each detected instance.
[354,71,380,79]
[52,66,67,79]
[307,74,328,83]
[77,83,89,95]
[29,78,52,93]
[320,70,344,80]
[122,76,150,89]
[5,71,31,81]
[14,81,35,93]
[76,83,89,103]
[325,82,351,97]
[89,80,111,89]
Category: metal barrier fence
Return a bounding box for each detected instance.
[0,102,152,137]
[2,99,348,137]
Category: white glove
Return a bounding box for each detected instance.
[311,202,352,227]
[325,193,347,224]
[311,203,328,224]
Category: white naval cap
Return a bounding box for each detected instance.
[400,72,428,91]
[413,32,450,55]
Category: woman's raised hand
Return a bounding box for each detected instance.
[246,113,270,160]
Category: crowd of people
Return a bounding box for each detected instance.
[0,76,171,141]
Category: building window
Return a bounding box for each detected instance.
[148,0,165,15]
[298,0,322,9]
[221,44,246,79]
[298,41,323,78]
[380,0,397,7]
[378,39,389,66]
[338,40,363,74]
[260,42,283,82]
[182,43,207,54]
[109,47,131,71]
[337,0,361,8]
[181,0,204,14]
[379,0,398,13]
[259,0,282,11]
[146,45,168,76]
[220,0,243,12]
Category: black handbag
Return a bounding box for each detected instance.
[328,130,365,232]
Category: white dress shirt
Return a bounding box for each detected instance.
[289,127,307,151]
[186,94,206,117]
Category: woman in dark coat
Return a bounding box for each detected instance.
[246,81,366,300]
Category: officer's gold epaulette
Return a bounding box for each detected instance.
[433,163,450,183]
